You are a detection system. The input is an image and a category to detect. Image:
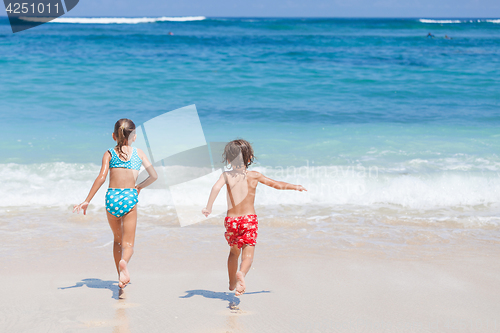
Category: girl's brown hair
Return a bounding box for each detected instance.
[113,119,136,160]
[222,139,255,168]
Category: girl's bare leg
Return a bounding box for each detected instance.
[106,212,123,275]
[121,206,137,262]
[118,206,137,288]
[235,245,255,296]
[228,245,241,291]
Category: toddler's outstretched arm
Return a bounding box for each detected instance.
[256,172,307,191]
[73,152,111,215]
[202,174,226,217]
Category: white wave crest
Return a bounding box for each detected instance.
[486,19,500,24]
[2,162,500,210]
[419,19,463,24]
[21,16,206,24]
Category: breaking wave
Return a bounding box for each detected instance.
[20,16,206,24]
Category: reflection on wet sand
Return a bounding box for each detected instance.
[180,289,270,332]
[59,278,132,332]
[226,312,244,332]
[113,291,130,333]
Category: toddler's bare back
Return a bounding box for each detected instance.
[224,170,260,217]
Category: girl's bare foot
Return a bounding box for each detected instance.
[118,259,130,288]
[234,271,246,296]
[229,280,237,291]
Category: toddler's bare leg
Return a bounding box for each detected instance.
[239,245,255,275]
[235,245,255,296]
[227,245,241,291]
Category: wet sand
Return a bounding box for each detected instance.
[0,211,499,332]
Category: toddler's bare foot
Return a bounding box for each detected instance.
[234,271,246,296]
[229,280,237,291]
[118,259,130,288]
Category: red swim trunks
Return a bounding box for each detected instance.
[224,214,258,249]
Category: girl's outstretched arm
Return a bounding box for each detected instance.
[202,173,226,217]
[135,148,158,194]
[255,172,307,191]
[73,151,111,215]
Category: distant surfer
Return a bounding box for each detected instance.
[168,31,174,36]
[427,32,435,38]
[445,35,452,39]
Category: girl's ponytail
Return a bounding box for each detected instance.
[113,119,136,160]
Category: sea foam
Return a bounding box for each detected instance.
[20,16,206,24]
[419,19,463,24]
[2,163,499,226]
[419,19,500,24]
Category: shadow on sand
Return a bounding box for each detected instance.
[180,290,271,309]
[59,278,121,300]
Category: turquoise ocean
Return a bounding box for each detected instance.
[1,17,499,253]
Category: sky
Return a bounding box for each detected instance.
[1,0,500,17]
[67,0,500,18]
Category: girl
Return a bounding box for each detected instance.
[74,119,158,288]
[202,139,306,296]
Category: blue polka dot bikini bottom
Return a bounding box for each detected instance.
[105,188,138,218]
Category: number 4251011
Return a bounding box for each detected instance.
[5,2,60,14]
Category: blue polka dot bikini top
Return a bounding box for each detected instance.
[108,147,142,170]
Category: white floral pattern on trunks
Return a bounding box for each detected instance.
[224,214,258,249]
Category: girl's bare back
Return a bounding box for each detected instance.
[108,146,140,188]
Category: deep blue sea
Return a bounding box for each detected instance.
[0,17,499,230]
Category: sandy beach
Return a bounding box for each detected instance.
[1,208,499,333]
[2,12,500,333]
